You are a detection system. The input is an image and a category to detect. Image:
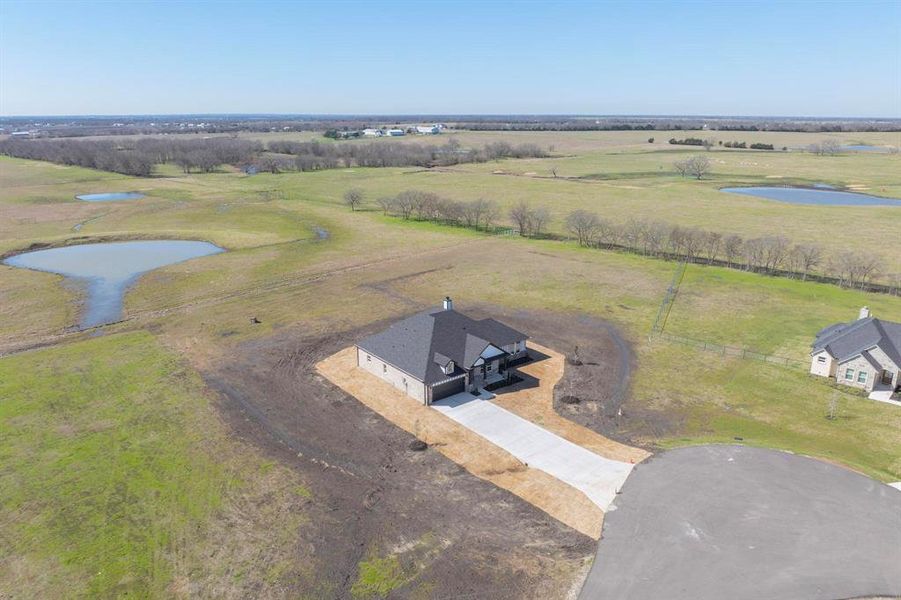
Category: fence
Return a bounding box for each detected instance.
[654,331,806,369]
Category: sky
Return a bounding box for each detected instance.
[1,0,899,117]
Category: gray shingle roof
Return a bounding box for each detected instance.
[357,308,528,384]
[812,317,901,366]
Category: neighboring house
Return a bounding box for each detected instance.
[362,128,383,137]
[356,297,529,404]
[385,128,405,136]
[810,307,901,393]
[415,125,440,134]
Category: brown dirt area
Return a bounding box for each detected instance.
[201,319,595,599]
[317,341,649,539]
[197,305,660,598]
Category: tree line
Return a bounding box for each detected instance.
[0,137,260,176]
[348,188,897,293]
[0,136,547,176]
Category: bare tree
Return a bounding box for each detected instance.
[701,231,722,263]
[509,200,532,236]
[394,191,416,219]
[702,138,715,151]
[793,244,822,280]
[686,155,712,180]
[527,207,552,238]
[722,234,743,268]
[343,188,364,211]
[673,158,690,177]
[565,210,601,246]
[376,196,394,215]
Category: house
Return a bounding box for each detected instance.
[810,307,901,393]
[415,125,440,135]
[385,128,405,136]
[356,298,529,404]
[362,128,383,137]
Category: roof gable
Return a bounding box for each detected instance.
[814,316,901,366]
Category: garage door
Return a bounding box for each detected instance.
[430,377,465,402]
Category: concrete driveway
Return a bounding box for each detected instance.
[432,392,634,509]
[579,445,901,600]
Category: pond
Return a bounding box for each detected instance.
[844,145,886,152]
[2,240,224,328]
[76,192,145,202]
[721,186,901,207]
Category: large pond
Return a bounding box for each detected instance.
[2,240,223,328]
[721,186,901,207]
[76,192,145,202]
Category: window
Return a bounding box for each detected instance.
[366,354,371,362]
[817,356,826,364]
[844,368,854,380]
[857,371,868,384]
[383,363,387,374]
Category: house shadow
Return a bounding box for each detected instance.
[491,348,552,396]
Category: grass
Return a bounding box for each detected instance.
[1,131,901,595]
[0,331,233,596]
[0,331,319,597]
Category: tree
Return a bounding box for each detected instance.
[343,188,364,211]
[376,196,395,215]
[527,207,551,238]
[648,137,655,143]
[793,244,822,280]
[686,155,711,180]
[722,234,743,268]
[509,200,532,236]
[673,158,690,177]
[565,210,600,246]
[702,138,715,151]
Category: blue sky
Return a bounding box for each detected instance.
[1,0,899,117]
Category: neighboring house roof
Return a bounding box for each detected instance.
[357,308,528,385]
[812,317,901,367]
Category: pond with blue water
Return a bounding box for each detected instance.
[76,192,145,202]
[2,240,224,328]
[721,186,901,207]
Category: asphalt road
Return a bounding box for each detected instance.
[579,445,901,600]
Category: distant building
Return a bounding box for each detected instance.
[810,307,900,394]
[10,131,34,138]
[416,125,440,135]
[385,128,405,136]
[363,128,383,137]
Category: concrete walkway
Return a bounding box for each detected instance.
[432,392,634,510]
[869,388,901,406]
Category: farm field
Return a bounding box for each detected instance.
[1,130,900,597]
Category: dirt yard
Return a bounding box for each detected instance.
[199,306,655,598]
[202,319,595,599]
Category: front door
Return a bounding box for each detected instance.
[882,370,895,386]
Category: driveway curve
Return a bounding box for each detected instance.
[580,445,901,600]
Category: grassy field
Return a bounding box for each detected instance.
[1,130,900,596]
[0,331,316,597]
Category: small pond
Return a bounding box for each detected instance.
[76,192,145,202]
[844,145,886,152]
[2,240,223,328]
[721,186,901,207]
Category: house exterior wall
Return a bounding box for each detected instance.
[810,350,836,378]
[867,346,900,388]
[357,347,426,403]
[835,355,879,392]
[501,339,528,359]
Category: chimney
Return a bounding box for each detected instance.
[859,306,870,320]
[443,296,453,311]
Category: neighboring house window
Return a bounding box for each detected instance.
[844,368,854,380]
[383,363,387,374]
[817,356,826,364]
[366,355,371,362]
[857,371,867,384]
